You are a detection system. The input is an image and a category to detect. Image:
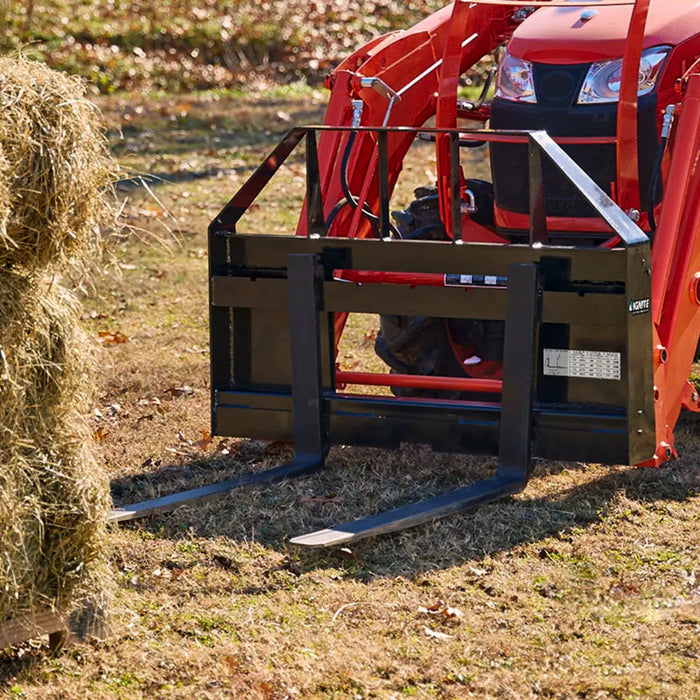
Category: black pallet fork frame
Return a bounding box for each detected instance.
[110,127,655,547]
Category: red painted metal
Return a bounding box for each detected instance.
[434,3,518,238]
[511,1,700,65]
[333,270,506,288]
[650,70,700,458]
[494,207,615,234]
[616,0,651,214]
[288,0,700,470]
[295,2,518,343]
[335,270,463,287]
[336,370,503,395]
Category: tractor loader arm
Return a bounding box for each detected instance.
[295,1,522,344]
[295,2,521,242]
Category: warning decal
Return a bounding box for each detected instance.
[543,349,621,381]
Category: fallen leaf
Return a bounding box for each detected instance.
[138,396,163,407]
[216,438,236,455]
[221,655,243,673]
[195,429,213,451]
[418,600,463,623]
[98,330,129,345]
[423,626,452,641]
[93,427,108,442]
[442,606,464,622]
[164,385,195,398]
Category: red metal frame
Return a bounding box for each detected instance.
[288,0,700,467]
[616,0,651,214]
[336,370,502,395]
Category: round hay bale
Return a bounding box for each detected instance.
[0,272,110,623]
[0,56,118,271]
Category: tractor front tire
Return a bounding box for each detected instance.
[373,184,497,397]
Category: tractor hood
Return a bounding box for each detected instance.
[509,0,700,65]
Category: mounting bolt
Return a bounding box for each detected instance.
[626,208,641,223]
[690,273,700,305]
[657,442,673,463]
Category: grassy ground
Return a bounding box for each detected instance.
[0,91,699,699]
[0,1,445,93]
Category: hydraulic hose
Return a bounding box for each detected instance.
[648,105,676,236]
[324,102,401,237]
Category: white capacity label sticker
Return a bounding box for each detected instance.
[543,349,621,381]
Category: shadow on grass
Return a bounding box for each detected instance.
[109,104,326,161]
[109,414,700,581]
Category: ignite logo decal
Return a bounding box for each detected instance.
[628,298,651,315]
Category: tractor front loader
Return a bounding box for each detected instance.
[112,0,700,546]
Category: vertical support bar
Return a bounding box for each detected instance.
[208,225,233,436]
[449,131,462,241]
[377,130,391,239]
[287,254,326,457]
[625,244,656,465]
[305,130,326,237]
[497,263,541,481]
[528,135,548,246]
[616,0,651,213]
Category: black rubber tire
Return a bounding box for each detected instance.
[374,183,500,398]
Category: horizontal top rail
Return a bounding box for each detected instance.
[210,124,649,249]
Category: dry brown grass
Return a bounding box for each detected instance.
[1,91,698,699]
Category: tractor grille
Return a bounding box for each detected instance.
[490,62,660,221]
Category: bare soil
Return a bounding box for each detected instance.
[1,91,699,699]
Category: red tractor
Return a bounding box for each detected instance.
[113,1,700,547]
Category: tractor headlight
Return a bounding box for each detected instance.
[495,51,536,103]
[577,46,670,104]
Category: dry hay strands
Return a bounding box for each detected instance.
[0,55,119,273]
[0,143,9,237]
[0,272,111,624]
